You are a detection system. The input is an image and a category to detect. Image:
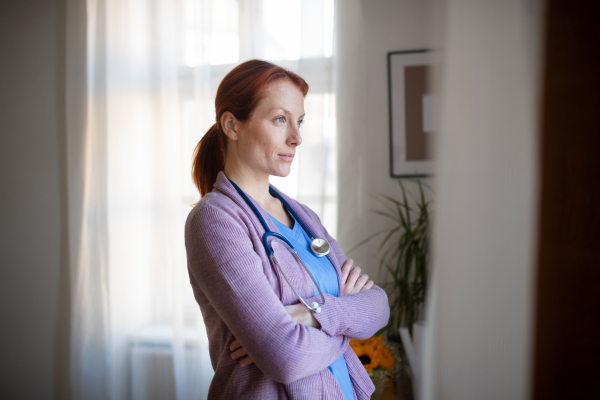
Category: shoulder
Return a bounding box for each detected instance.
[185,192,250,239]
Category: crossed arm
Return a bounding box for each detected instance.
[230,259,377,367]
[187,202,389,381]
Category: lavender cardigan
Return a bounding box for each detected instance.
[185,172,390,399]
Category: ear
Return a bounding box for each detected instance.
[221,111,240,141]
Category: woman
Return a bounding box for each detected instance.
[185,59,390,399]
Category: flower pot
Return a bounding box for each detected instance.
[369,373,387,400]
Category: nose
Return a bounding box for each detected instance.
[287,123,302,147]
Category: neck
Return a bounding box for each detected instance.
[223,160,273,208]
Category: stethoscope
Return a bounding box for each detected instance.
[228,178,331,313]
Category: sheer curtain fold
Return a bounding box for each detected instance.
[69,1,336,399]
[67,0,111,399]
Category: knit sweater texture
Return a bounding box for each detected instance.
[184,171,390,399]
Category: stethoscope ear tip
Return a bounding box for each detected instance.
[310,302,322,313]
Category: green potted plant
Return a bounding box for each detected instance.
[350,178,432,342]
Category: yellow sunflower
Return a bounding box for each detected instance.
[376,345,395,370]
[350,336,395,373]
[351,341,380,373]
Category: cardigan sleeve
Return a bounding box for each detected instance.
[297,204,391,339]
[185,203,350,384]
[306,290,390,340]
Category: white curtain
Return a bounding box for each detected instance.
[68,1,336,399]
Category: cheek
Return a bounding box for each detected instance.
[236,133,271,169]
[246,124,281,156]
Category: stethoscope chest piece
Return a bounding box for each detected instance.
[310,238,330,257]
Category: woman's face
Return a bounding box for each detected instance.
[230,79,305,178]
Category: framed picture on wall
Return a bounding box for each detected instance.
[388,49,433,177]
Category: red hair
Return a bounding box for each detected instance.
[191,59,309,197]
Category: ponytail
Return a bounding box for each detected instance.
[191,123,225,197]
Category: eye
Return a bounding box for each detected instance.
[297,119,304,127]
[275,116,285,123]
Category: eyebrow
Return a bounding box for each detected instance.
[268,107,305,118]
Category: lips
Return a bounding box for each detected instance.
[278,153,295,162]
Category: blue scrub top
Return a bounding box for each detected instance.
[267,212,355,400]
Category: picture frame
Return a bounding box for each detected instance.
[388,50,433,178]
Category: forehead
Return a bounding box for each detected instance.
[255,79,305,113]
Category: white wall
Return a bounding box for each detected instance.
[336,0,433,283]
[422,1,542,399]
[0,1,70,398]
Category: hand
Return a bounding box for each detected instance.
[284,303,321,329]
[340,259,374,296]
[230,338,254,367]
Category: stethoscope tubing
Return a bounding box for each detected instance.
[228,178,327,313]
[271,252,325,313]
[268,189,318,242]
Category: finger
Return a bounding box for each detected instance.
[343,266,361,295]
[341,259,353,284]
[231,346,248,361]
[239,355,254,367]
[360,280,375,292]
[230,339,242,352]
[352,273,369,294]
[351,273,369,295]
[342,266,360,295]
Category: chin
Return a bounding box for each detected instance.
[270,167,292,178]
